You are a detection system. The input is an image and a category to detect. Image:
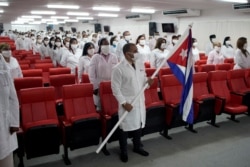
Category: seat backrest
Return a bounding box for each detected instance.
[224,58,234,64]
[208,71,230,102]
[245,69,250,87]
[193,72,210,98]
[14,77,43,92]
[159,68,173,80]
[49,74,75,100]
[20,64,30,70]
[34,63,54,72]
[227,69,248,92]
[199,64,215,72]
[81,73,90,83]
[62,84,97,121]
[199,53,207,60]
[20,87,57,129]
[145,68,156,77]
[144,77,162,107]
[144,62,151,68]
[216,63,232,71]
[22,69,43,77]
[35,59,52,64]
[49,67,71,76]
[99,81,118,116]
[18,60,31,65]
[161,75,182,104]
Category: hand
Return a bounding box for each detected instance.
[147,78,154,86]
[9,127,19,134]
[122,103,133,112]
[93,89,99,95]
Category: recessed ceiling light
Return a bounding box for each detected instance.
[31,11,56,15]
[67,12,89,16]
[76,17,94,20]
[47,22,59,25]
[92,6,120,11]
[42,19,57,22]
[11,21,25,25]
[17,18,34,21]
[22,15,42,18]
[29,21,42,25]
[0,10,4,13]
[220,0,247,2]
[0,2,9,6]
[51,16,69,19]
[47,4,80,9]
[65,19,79,22]
[98,13,118,17]
[131,8,155,14]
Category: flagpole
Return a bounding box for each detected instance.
[96,24,193,154]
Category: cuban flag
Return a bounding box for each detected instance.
[167,27,194,124]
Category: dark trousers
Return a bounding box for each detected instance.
[119,128,142,153]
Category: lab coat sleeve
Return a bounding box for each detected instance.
[8,75,19,127]
[235,50,247,69]
[88,55,98,90]
[60,51,68,67]
[206,51,214,64]
[17,63,23,78]
[78,57,85,82]
[149,52,156,68]
[111,67,126,105]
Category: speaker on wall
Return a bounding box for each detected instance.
[94,23,102,33]
[149,22,157,36]
[104,25,110,32]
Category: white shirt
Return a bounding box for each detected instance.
[32,43,42,55]
[221,45,235,59]
[150,48,170,68]
[148,39,156,51]
[65,49,82,74]
[116,39,129,61]
[207,50,224,65]
[111,58,147,131]
[192,47,200,62]
[6,57,23,79]
[39,44,50,59]
[60,47,70,67]
[53,47,64,66]
[205,42,213,56]
[15,38,26,50]
[233,48,250,69]
[136,44,151,62]
[78,56,91,82]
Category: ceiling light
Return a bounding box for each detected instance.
[11,21,25,25]
[131,8,155,14]
[0,2,9,6]
[76,17,94,20]
[31,11,56,15]
[220,0,247,2]
[67,12,89,16]
[92,6,120,11]
[51,16,69,19]
[47,22,59,25]
[29,21,42,25]
[22,15,42,18]
[17,18,34,21]
[65,19,79,22]
[98,13,118,17]
[42,19,57,22]
[47,4,80,9]
[0,10,4,13]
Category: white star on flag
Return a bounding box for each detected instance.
[180,49,187,60]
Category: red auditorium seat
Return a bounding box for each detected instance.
[245,69,250,88]
[195,60,207,66]
[49,74,75,116]
[18,60,31,65]
[22,69,43,77]
[215,63,232,71]
[158,68,173,81]
[208,71,247,123]
[49,67,71,76]
[145,68,156,77]
[35,59,53,64]
[18,87,60,166]
[144,62,151,68]
[224,58,234,64]
[81,73,90,83]
[198,64,215,72]
[20,64,30,70]
[199,53,207,60]
[61,84,101,165]
[34,63,54,84]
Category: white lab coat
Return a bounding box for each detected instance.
[148,39,156,51]
[78,56,91,82]
[192,47,200,62]
[24,38,33,51]
[0,55,19,160]
[32,43,42,55]
[150,48,169,68]
[221,45,235,59]
[65,49,82,74]
[39,44,50,59]
[53,47,64,66]
[233,49,250,69]
[136,44,151,62]
[6,57,23,79]
[111,59,147,131]
[15,38,26,50]
[116,39,129,61]
[205,42,213,56]
[207,50,224,65]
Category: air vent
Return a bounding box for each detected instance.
[125,14,151,21]
[162,9,200,17]
[233,3,250,12]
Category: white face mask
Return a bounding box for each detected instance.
[55,42,61,47]
[125,35,131,41]
[2,50,11,58]
[87,48,95,56]
[51,41,55,45]
[37,39,42,43]
[243,43,248,50]
[71,44,78,50]
[131,53,140,62]
[92,37,97,42]
[66,34,72,38]
[193,42,198,47]
[101,45,110,55]
[65,42,70,47]
[214,46,221,52]
[139,40,146,46]
[225,40,231,45]
[172,39,178,44]
[212,38,217,43]
[83,38,88,42]
[44,40,49,45]
[161,43,167,49]
[31,36,35,40]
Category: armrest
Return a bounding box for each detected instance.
[215,96,226,101]
[100,113,112,120]
[230,91,245,96]
[193,100,203,104]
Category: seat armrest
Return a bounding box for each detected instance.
[230,91,245,96]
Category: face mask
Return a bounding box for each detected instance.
[66,34,72,38]
[193,42,198,47]
[113,41,118,46]
[92,37,97,42]
[65,42,70,47]
[83,38,88,42]
[214,46,221,52]
[101,45,110,55]
[51,41,55,45]
[2,50,11,58]
[77,38,81,42]
[71,44,78,50]
[125,35,131,41]
[55,42,61,47]
[87,48,95,56]
[211,38,217,43]
[225,40,231,45]
[37,39,42,43]
[44,40,49,45]
[172,39,178,44]
[161,43,167,49]
[31,36,35,40]
[131,53,140,62]
[139,40,146,46]
[243,43,248,50]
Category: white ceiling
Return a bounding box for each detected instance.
[0,0,249,23]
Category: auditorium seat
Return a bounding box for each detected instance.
[99,81,119,155]
[144,62,151,68]
[244,69,250,88]
[18,87,60,167]
[22,69,43,77]
[208,71,247,123]
[145,68,156,77]
[81,73,90,83]
[20,64,30,70]
[35,59,53,64]
[199,53,207,60]
[195,60,207,66]
[198,64,215,72]
[34,63,54,84]
[215,63,232,71]
[61,84,101,165]
[158,68,173,81]
[49,67,71,76]
[224,58,234,64]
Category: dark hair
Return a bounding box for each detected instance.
[223,36,233,48]
[108,32,114,36]
[69,38,77,53]
[43,37,49,46]
[155,38,167,49]
[209,34,216,42]
[98,38,109,54]
[172,35,178,40]
[237,37,249,57]
[136,35,145,45]
[53,37,62,50]
[82,42,95,56]
[123,43,135,55]
[192,38,197,44]
[110,36,117,45]
[123,31,129,37]
[49,37,55,49]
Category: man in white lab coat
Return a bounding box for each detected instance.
[116,31,131,61]
[0,54,20,167]
[111,43,153,163]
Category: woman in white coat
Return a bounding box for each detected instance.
[221,36,235,59]
[207,42,224,65]
[111,43,153,163]
[0,54,20,167]
[89,38,118,110]
[39,37,50,59]
[78,42,95,82]
[234,37,250,69]
[136,34,151,63]
[0,44,23,79]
